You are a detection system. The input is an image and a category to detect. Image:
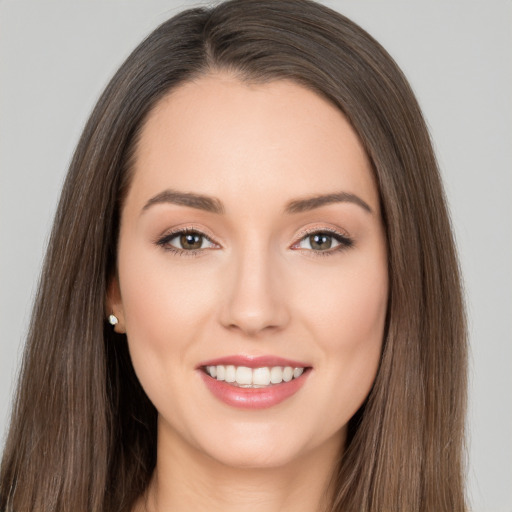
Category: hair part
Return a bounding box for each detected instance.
[1,1,467,510]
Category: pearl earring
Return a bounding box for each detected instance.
[108,314,119,326]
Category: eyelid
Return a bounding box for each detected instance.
[154,225,221,256]
[155,223,219,244]
[154,224,353,256]
[291,226,352,245]
[290,226,354,253]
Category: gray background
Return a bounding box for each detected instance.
[1,1,511,510]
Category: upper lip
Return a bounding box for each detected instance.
[197,355,311,369]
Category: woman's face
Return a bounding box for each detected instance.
[109,74,388,469]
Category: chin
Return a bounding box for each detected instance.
[204,440,303,470]
[190,419,333,471]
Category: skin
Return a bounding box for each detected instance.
[108,73,388,512]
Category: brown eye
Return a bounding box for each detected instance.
[309,233,333,250]
[294,230,353,253]
[157,229,216,252]
[179,232,204,250]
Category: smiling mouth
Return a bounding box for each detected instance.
[202,365,309,388]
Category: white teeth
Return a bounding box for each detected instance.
[283,366,293,382]
[216,365,225,381]
[252,367,271,386]
[293,367,304,378]
[205,364,307,387]
[225,365,236,383]
[235,366,252,385]
[270,366,283,384]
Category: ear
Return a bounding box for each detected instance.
[106,275,126,334]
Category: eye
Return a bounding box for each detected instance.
[293,230,353,253]
[157,229,217,253]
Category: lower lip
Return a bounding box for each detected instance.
[199,370,310,409]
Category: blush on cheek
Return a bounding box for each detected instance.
[311,274,387,349]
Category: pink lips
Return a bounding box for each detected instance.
[198,355,309,369]
[197,355,311,410]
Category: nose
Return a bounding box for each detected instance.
[219,245,290,337]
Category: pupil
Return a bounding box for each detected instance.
[310,234,332,250]
[180,233,202,250]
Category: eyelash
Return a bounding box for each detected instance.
[155,228,216,258]
[292,227,354,257]
[155,227,354,258]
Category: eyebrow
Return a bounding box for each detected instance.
[142,189,225,214]
[141,189,372,215]
[284,192,372,214]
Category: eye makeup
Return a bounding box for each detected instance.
[154,225,354,258]
[290,226,354,256]
[155,228,218,257]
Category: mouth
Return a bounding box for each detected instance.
[201,364,309,388]
[197,356,312,409]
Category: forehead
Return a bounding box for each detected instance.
[128,73,378,213]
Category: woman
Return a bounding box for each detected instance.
[0,0,467,510]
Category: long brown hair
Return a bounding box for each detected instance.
[0,1,467,510]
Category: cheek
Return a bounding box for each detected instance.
[118,239,216,332]
[116,241,218,391]
[295,251,388,422]
[328,267,387,347]
[299,253,388,353]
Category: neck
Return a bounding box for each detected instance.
[135,419,344,512]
